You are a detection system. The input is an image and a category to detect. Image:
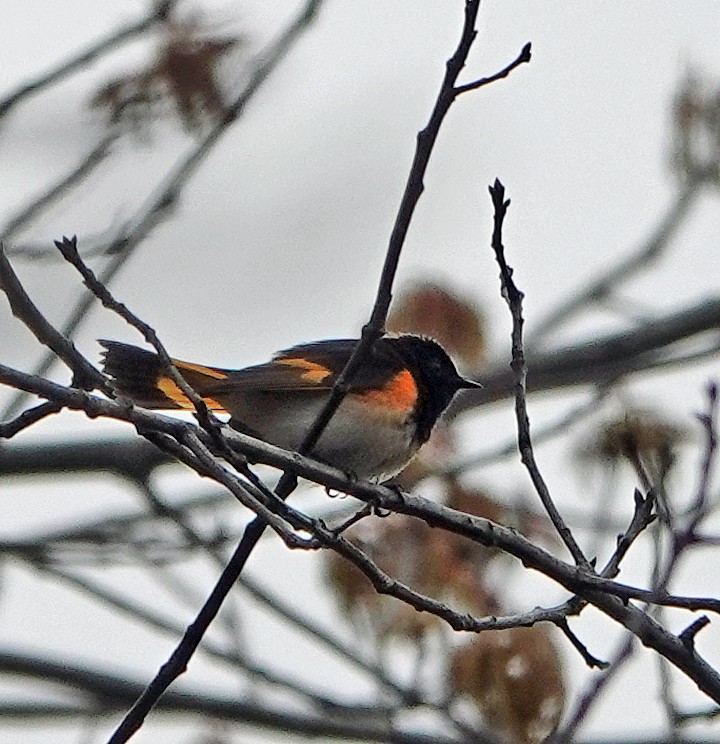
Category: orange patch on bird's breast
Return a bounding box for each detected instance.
[357,369,418,413]
[278,357,333,384]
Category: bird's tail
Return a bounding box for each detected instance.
[99,340,229,411]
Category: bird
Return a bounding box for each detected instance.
[99,334,481,482]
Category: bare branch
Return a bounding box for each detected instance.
[0,649,465,744]
[488,179,588,566]
[679,615,711,652]
[454,41,531,94]
[0,245,109,395]
[54,236,223,440]
[0,401,62,438]
[450,296,720,413]
[555,618,609,670]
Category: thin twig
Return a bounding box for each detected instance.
[555,618,608,669]
[686,382,718,529]
[0,401,61,438]
[679,615,710,652]
[454,42,531,94]
[0,245,109,395]
[487,179,588,566]
[54,236,222,439]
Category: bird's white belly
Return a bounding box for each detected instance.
[230,391,418,481]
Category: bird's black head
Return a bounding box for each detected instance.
[381,334,481,444]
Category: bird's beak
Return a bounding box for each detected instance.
[458,377,483,390]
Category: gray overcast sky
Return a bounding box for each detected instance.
[2,3,720,742]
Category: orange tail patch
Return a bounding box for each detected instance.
[156,359,230,411]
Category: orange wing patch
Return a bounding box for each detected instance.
[157,376,227,412]
[357,369,418,413]
[277,357,333,384]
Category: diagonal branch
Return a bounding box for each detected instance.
[0,649,467,744]
[449,297,720,414]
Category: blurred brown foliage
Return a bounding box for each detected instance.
[451,625,564,744]
[579,408,685,489]
[92,13,244,133]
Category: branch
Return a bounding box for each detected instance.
[683,382,719,539]
[0,436,171,481]
[0,245,110,395]
[488,179,588,566]
[450,296,720,413]
[54,236,223,440]
[555,618,609,670]
[2,361,718,612]
[0,401,62,438]
[679,615,711,652]
[454,41,531,94]
[0,649,467,744]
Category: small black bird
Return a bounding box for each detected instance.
[100,334,481,482]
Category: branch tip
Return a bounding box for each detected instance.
[679,615,711,651]
[557,618,608,669]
